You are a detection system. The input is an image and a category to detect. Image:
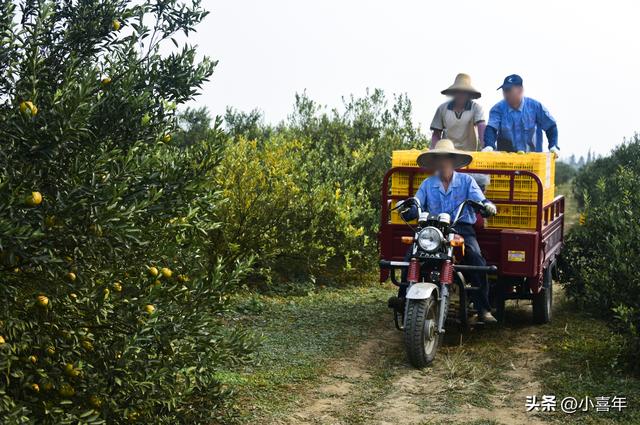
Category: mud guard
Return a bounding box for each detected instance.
[406,282,439,300]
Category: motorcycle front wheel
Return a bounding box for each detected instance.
[404,296,441,368]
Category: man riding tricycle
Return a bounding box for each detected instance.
[378,140,565,368]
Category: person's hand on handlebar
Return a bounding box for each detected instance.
[397,197,420,221]
[481,200,497,217]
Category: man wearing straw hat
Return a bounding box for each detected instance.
[430,73,486,151]
[400,139,498,323]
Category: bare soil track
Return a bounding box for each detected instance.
[281,301,551,425]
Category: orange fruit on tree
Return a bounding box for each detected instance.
[28,355,37,364]
[19,101,38,116]
[147,266,159,277]
[59,383,75,397]
[112,19,121,31]
[67,272,77,282]
[30,383,40,393]
[25,191,43,206]
[144,304,155,314]
[36,295,49,307]
[64,363,80,378]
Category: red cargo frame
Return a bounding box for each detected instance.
[378,167,564,291]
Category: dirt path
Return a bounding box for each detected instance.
[282,300,552,425]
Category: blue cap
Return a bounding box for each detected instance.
[498,74,523,90]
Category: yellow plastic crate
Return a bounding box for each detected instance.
[388,150,557,229]
[466,152,554,188]
[485,175,555,204]
[390,149,430,196]
[391,171,429,196]
[391,149,425,167]
[486,204,538,229]
[485,189,554,205]
[466,152,555,206]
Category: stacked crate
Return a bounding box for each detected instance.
[388,150,556,229]
[464,152,556,229]
[390,149,429,224]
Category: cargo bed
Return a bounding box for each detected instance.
[378,166,564,295]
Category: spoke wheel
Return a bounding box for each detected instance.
[404,296,441,368]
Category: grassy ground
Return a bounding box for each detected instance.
[221,285,640,424]
[218,285,395,422]
[538,183,640,424]
[556,181,578,228]
[537,295,640,424]
[214,182,640,424]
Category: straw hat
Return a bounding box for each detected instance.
[441,73,481,99]
[417,139,473,170]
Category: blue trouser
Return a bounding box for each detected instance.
[454,224,491,314]
[398,223,491,314]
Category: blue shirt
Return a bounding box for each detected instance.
[485,97,558,152]
[409,172,486,224]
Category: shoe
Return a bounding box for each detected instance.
[479,311,498,324]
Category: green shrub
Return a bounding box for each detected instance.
[215,136,368,287]
[573,134,640,207]
[222,90,428,286]
[560,136,640,369]
[278,91,428,235]
[554,161,577,185]
[0,1,255,423]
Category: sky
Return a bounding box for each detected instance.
[186,0,640,157]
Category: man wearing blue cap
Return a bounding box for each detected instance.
[482,74,559,153]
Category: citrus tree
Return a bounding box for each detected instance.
[215,135,367,288]
[561,136,640,369]
[222,91,427,286]
[0,1,254,423]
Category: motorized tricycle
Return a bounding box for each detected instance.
[378,167,565,368]
[383,197,498,367]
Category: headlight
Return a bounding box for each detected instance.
[417,227,444,252]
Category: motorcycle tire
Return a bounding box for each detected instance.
[532,267,553,324]
[404,296,441,368]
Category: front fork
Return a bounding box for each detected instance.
[437,259,454,333]
[406,257,454,334]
